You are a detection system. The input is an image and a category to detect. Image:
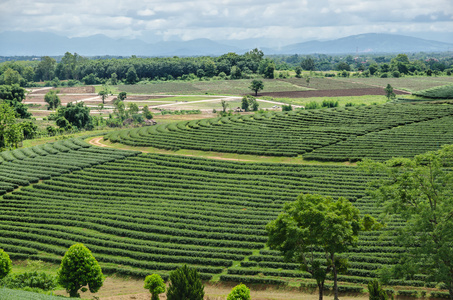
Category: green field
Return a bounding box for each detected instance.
[334,76,453,92]
[2,100,453,298]
[105,103,453,160]
[117,79,309,95]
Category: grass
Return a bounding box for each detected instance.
[21,129,118,148]
[261,95,388,106]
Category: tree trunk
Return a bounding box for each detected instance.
[255,90,258,96]
[317,281,324,300]
[448,286,453,300]
[332,253,339,300]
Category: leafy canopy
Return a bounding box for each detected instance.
[267,193,380,300]
[360,146,453,298]
[227,283,251,300]
[0,249,12,280]
[57,243,104,298]
[144,274,166,300]
[166,265,204,300]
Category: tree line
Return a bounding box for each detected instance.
[0,49,277,86]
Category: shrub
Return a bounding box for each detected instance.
[305,101,321,109]
[167,265,204,300]
[368,279,388,300]
[1,271,57,291]
[144,274,166,300]
[0,249,12,280]
[227,283,251,300]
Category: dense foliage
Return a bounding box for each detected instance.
[0,249,12,280]
[167,265,204,300]
[57,243,104,298]
[144,274,165,300]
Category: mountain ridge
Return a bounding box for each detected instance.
[0,31,451,56]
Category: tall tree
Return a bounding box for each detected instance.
[267,193,380,300]
[384,84,396,100]
[301,57,315,71]
[0,84,30,118]
[0,102,23,150]
[360,146,453,300]
[58,102,92,129]
[36,56,56,81]
[44,90,61,110]
[249,79,264,96]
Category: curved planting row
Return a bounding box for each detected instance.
[0,138,140,196]
[0,153,422,284]
[105,104,453,160]
[305,116,453,162]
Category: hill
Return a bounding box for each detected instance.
[1,31,452,56]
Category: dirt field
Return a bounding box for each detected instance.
[53,276,368,300]
[259,88,409,98]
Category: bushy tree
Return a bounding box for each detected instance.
[360,146,453,300]
[267,193,380,300]
[142,105,153,120]
[0,84,30,118]
[249,79,264,96]
[144,274,166,300]
[0,249,12,280]
[58,102,92,129]
[126,67,138,84]
[0,102,23,150]
[118,92,127,101]
[368,279,388,300]
[57,243,104,298]
[44,90,61,110]
[166,265,204,300]
[227,283,251,300]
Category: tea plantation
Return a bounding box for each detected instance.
[105,103,453,161]
[1,102,452,295]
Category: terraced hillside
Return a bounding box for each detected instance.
[105,103,453,161]
[0,152,430,290]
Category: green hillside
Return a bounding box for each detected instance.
[105,103,453,161]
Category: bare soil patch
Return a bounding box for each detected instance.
[259,88,409,98]
[54,276,368,300]
[25,94,91,104]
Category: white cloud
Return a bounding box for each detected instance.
[0,0,451,42]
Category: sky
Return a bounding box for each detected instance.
[1,0,452,43]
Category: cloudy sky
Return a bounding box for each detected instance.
[1,0,452,43]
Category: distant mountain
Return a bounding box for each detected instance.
[276,33,453,54]
[0,31,451,57]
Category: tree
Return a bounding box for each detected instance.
[368,279,389,300]
[0,102,23,150]
[44,90,61,110]
[142,105,153,120]
[0,84,30,118]
[301,57,315,71]
[110,73,118,85]
[266,193,380,300]
[3,68,24,86]
[295,66,302,78]
[0,249,12,280]
[336,62,351,71]
[360,146,453,300]
[118,92,127,101]
[249,79,264,96]
[98,85,110,104]
[227,284,251,300]
[126,67,138,84]
[384,84,396,101]
[58,102,92,129]
[57,243,104,298]
[144,274,166,300]
[241,97,249,112]
[230,66,242,79]
[305,76,311,87]
[166,265,204,300]
[220,100,228,113]
[36,56,56,81]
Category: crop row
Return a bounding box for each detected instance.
[105,104,453,159]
